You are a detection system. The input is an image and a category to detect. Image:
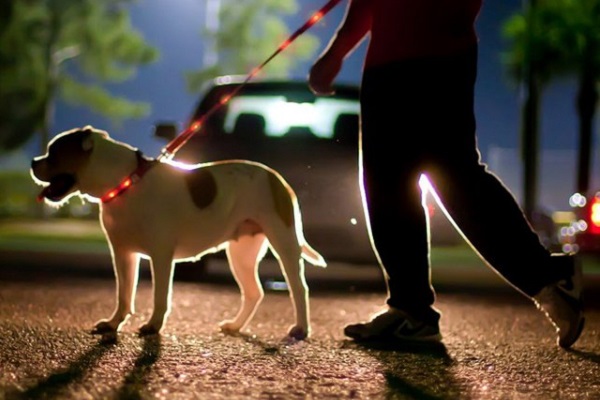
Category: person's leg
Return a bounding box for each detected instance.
[361,147,438,322]
[422,46,568,296]
[344,60,442,341]
[422,46,584,348]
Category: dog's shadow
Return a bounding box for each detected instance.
[343,340,463,399]
[231,331,305,354]
[15,334,117,400]
[13,333,161,400]
[114,334,162,400]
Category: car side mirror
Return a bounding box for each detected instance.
[153,122,179,141]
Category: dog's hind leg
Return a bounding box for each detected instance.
[267,230,310,340]
[93,250,140,334]
[220,233,269,334]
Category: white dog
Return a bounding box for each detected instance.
[30,126,326,339]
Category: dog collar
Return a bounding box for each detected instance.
[101,151,157,203]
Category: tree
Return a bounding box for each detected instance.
[502,0,600,201]
[0,0,159,154]
[186,0,320,92]
[507,0,542,219]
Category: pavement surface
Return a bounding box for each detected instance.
[1,275,599,400]
[2,219,600,399]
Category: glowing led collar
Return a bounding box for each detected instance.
[101,151,157,203]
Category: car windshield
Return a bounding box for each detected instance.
[191,81,360,141]
[224,95,359,139]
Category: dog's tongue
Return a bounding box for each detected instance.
[37,186,53,202]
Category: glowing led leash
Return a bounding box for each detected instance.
[100,0,343,203]
[158,0,343,161]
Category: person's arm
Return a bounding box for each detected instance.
[308,0,372,95]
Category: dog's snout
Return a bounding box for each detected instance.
[31,156,48,171]
[30,157,47,180]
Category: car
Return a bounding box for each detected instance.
[559,190,600,254]
[153,75,463,269]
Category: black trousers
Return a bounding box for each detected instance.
[359,45,571,323]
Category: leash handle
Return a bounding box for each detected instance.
[159,0,344,161]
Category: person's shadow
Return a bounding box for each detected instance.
[343,340,463,399]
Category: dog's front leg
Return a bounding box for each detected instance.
[138,253,175,336]
[92,250,140,334]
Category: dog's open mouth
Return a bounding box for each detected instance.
[38,174,76,202]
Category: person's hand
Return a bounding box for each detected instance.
[308,52,343,95]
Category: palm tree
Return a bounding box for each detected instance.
[502,0,600,201]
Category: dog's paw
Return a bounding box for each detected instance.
[287,325,309,341]
[91,320,118,335]
[219,320,242,334]
[138,323,161,337]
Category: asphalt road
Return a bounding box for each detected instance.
[1,266,599,400]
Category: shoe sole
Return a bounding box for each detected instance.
[559,315,585,349]
[344,328,442,343]
[395,333,443,342]
[558,258,585,348]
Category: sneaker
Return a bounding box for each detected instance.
[533,257,585,348]
[344,307,442,342]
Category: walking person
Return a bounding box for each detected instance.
[308,0,584,348]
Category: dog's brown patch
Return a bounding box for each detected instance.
[268,173,293,227]
[184,168,217,209]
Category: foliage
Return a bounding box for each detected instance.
[0,0,159,154]
[502,0,600,86]
[501,0,600,195]
[186,0,320,92]
[0,170,99,219]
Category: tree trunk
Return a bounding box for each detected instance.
[521,0,540,221]
[37,6,60,218]
[575,67,598,195]
[521,74,541,220]
[41,8,59,154]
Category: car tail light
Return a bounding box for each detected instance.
[589,194,600,235]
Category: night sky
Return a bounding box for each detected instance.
[19,0,600,209]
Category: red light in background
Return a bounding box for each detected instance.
[589,197,600,234]
[427,203,435,218]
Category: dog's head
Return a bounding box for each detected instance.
[30,125,110,204]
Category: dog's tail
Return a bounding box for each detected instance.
[301,243,327,268]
